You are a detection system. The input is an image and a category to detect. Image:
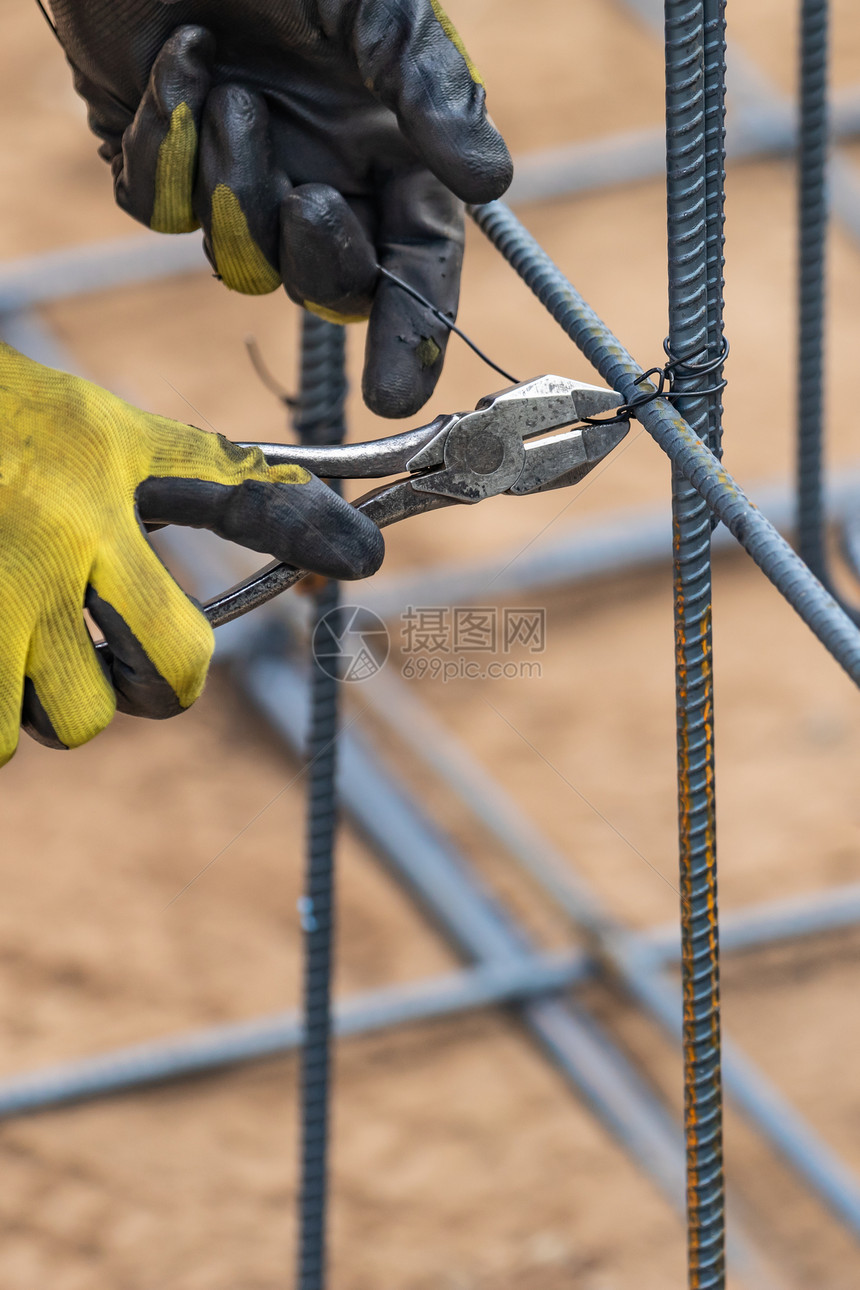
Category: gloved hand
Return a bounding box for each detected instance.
[48,0,513,418]
[0,343,383,763]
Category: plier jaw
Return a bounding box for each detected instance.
[405,376,628,503]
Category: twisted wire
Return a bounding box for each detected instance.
[797,0,829,582]
[664,3,724,1282]
[295,313,347,1290]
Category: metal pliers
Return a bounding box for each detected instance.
[204,376,628,626]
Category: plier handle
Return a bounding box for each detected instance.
[203,376,629,627]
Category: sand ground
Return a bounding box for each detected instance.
[1,0,860,1286]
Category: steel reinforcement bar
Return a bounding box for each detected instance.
[293,314,348,1290]
[796,0,829,581]
[1,869,859,1117]
[468,199,860,685]
[664,1,726,1282]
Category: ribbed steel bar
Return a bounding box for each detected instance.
[644,879,860,962]
[665,2,725,1284]
[295,313,347,1290]
[796,0,830,582]
[468,200,860,684]
[703,0,727,460]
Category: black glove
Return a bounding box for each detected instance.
[49,1,513,417]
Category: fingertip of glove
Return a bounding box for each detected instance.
[362,343,444,419]
[280,185,377,319]
[446,132,514,206]
[86,588,208,719]
[336,514,385,581]
[316,529,384,582]
[271,478,385,581]
[163,23,217,64]
[406,96,513,206]
[21,679,70,751]
[362,379,433,420]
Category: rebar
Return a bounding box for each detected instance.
[664,2,725,1283]
[703,0,727,461]
[3,841,860,1123]
[467,200,860,685]
[295,313,347,1290]
[796,0,830,582]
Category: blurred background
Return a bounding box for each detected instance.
[2,0,860,1286]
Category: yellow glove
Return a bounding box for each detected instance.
[0,344,383,763]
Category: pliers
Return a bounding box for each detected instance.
[203,375,628,626]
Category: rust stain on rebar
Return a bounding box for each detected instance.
[674,506,721,1262]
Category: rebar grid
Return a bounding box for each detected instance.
[295,314,347,1290]
[0,5,860,1284]
[664,1,725,1282]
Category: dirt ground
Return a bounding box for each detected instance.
[2,1,860,1287]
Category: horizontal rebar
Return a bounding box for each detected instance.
[0,952,591,1119]
[0,852,856,1123]
[242,660,687,1204]
[509,86,860,205]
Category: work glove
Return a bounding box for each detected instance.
[49,1,513,418]
[0,343,383,764]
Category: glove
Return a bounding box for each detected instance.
[48,0,513,418]
[0,343,383,764]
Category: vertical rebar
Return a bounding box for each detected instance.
[665,2,725,1286]
[703,0,728,461]
[295,312,347,1290]
[797,0,829,579]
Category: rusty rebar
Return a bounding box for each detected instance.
[663,3,725,1283]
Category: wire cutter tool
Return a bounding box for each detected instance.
[203,375,628,626]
